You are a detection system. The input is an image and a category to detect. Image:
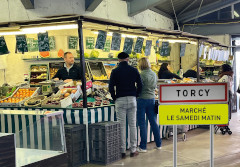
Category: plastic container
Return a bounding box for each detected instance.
[64,124,87,167]
[89,121,121,165]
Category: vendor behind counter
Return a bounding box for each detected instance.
[53,52,82,83]
[158,63,181,79]
[183,65,204,79]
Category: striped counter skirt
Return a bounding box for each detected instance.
[0,106,198,150]
[0,111,64,151]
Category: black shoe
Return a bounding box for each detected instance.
[122,153,126,159]
[130,151,139,157]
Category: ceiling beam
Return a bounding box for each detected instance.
[177,0,198,16]
[127,0,168,17]
[85,0,103,12]
[183,22,240,36]
[178,0,240,23]
[150,7,172,19]
[21,0,34,9]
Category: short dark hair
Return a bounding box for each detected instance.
[221,64,232,73]
[159,63,169,72]
[64,52,72,58]
[158,63,169,78]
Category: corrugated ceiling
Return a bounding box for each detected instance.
[155,0,218,17]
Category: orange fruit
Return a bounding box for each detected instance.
[71,90,77,94]
[64,93,70,97]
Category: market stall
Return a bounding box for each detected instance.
[0,15,231,155]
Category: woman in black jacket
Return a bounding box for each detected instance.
[158,63,181,79]
[183,65,204,79]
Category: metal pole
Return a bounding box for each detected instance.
[173,125,177,167]
[231,4,234,19]
[77,19,87,108]
[4,69,7,84]
[83,108,89,162]
[197,40,200,82]
[77,19,89,162]
[60,114,67,153]
[210,124,214,167]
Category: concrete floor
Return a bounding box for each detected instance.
[82,111,240,167]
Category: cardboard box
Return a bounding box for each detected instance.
[41,95,72,108]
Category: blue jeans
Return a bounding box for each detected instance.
[115,96,137,153]
[137,98,162,149]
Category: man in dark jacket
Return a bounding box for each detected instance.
[53,52,81,82]
[109,52,142,158]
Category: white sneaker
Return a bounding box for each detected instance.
[137,147,147,153]
[156,147,162,150]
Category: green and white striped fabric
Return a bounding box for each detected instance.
[0,112,62,150]
[63,106,116,124]
[0,106,198,150]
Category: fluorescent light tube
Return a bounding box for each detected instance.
[21,24,78,32]
[234,11,239,17]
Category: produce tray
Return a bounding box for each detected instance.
[41,95,72,108]
[49,62,64,79]
[0,87,40,107]
[85,62,92,81]
[29,64,49,85]
[88,62,108,80]
[92,81,108,89]
[24,95,47,107]
[0,87,18,101]
[103,63,117,79]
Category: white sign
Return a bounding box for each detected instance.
[159,83,228,104]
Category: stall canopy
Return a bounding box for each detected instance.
[0,15,228,47]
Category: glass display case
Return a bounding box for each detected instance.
[0,110,67,167]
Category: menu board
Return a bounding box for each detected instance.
[16,35,28,53]
[180,43,186,57]
[68,36,78,49]
[27,38,39,52]
[38,33,50,52]
[123,37,133,54]
[198,44,204,57]
[111,33,121,51]
[95,30,107,49]
[49,36,56,50]
[86,37,95,49]
[103,39,111,52]
[0,36,9,55]
[160,42,170,56]
[134,37,144,53]
[145,40,152,56]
